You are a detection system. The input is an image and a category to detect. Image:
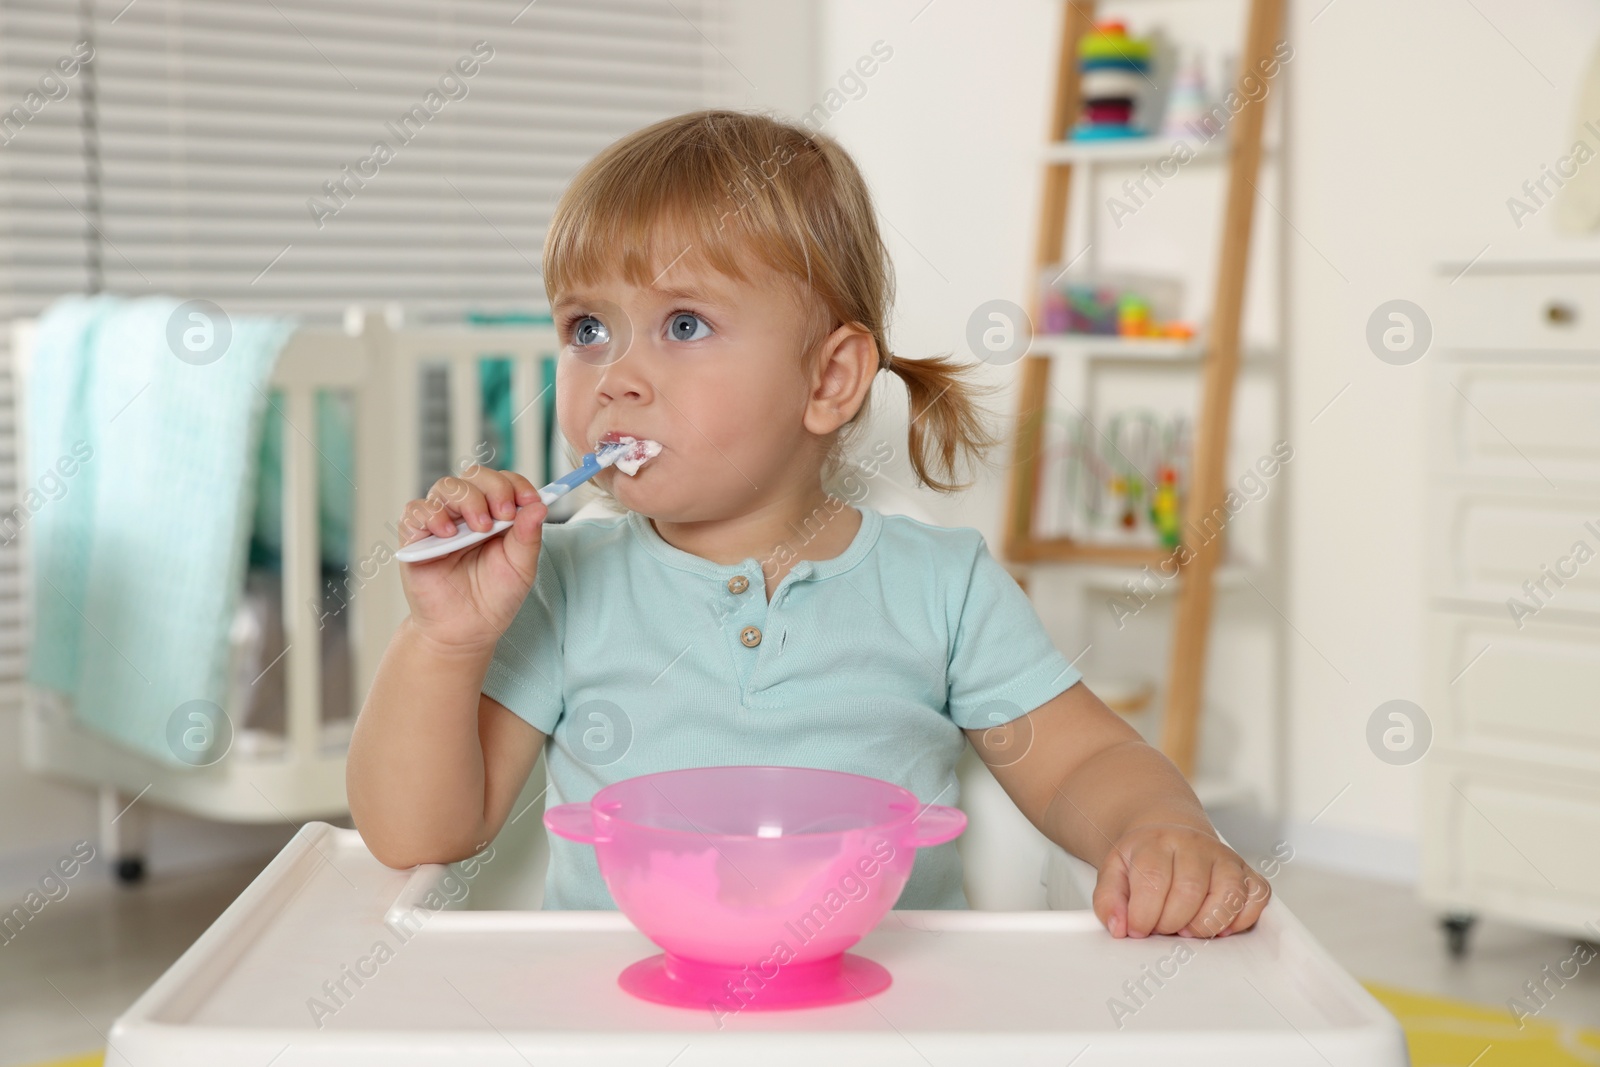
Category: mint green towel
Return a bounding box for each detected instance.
[25,295,297,765]
[23,294,117,695]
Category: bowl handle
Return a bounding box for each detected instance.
[904,804,967,848]
[543,802,608,845]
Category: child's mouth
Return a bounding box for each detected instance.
[597,432,663,477]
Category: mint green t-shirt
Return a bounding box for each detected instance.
[480,505,1084,910]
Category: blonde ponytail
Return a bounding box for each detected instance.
[871,352,1005,494]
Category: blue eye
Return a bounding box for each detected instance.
[571,315,610,347]
[667,312,711,342]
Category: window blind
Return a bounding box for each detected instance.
[0,0,732,698]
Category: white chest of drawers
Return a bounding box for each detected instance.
[1420,263,1600,954]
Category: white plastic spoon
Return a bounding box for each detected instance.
[395,436,661,563]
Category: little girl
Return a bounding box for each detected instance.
[347,109,1268,940]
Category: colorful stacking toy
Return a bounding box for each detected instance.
[1071,20,1154,141]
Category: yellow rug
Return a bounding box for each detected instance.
[23,985,1600,1067]
[1364,981,1600,1066]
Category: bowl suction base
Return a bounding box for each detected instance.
[619,950,891,1010]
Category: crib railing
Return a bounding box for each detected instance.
[10,307,565,845]
[271,309,563,760]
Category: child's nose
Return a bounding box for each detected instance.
[596,354,652,404]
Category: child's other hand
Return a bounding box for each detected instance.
[1091,823,1270,939]
[396,466,547,654]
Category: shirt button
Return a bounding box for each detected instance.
[727,575,749,594]
[740,625,762,647]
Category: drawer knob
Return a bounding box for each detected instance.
[1545,301,1577,326]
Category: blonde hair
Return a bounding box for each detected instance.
[543,108,1003,495]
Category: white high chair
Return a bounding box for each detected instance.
[102,487,1408,1064]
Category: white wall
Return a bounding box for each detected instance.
[1277,0,1600,878]
[815,0,1600,882]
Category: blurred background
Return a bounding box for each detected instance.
[2,0,1598,1063]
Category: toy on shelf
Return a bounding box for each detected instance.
[1151,467,1182,548]
[1161,48,1216,141]
[1118,293,1151,337]
[1109,411,1157,537]
[1071,21,1155,141]
[1039,269,1198,340]
[1044,408,1191,549]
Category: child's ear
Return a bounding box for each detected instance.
[803,322,877,435]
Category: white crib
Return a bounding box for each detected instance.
[10,307,571,881]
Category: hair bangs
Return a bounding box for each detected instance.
[543,115,821,300]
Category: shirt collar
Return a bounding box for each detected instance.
[625,505,883,584]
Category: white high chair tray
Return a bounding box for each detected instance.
[107,823,1408,1066]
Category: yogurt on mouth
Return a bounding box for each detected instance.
[598,433,663,477]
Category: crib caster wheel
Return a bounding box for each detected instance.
[1441,912,1476,958]
[115,857,146,885]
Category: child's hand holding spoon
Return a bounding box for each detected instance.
[394,435,660,652]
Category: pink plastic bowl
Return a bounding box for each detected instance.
[543,765,966,1011]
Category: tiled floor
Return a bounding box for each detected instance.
[1,849,1596,1065]
[0,859,263,1067]
[1267,862,1600,1031]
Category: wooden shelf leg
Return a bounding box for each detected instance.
[1004,0,1095,567]
[1159,0,1285,777]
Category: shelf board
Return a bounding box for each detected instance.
[1043,134,1228,166]
[1031,334,1205,360]
[1005,535,1259,589]
[1192,776,1256,810]
[1026,334,1279,366]
[1084,676,1156,716]
[1006,538,1170,566]
[1068,561,1256,593]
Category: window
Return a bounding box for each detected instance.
[0,0,742,699]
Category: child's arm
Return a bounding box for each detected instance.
[964,683,1270,939]
[347,630,545,868]
[346,467,550,869]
